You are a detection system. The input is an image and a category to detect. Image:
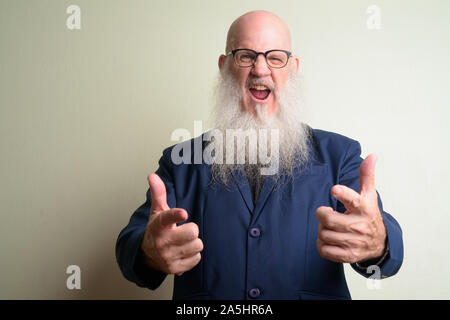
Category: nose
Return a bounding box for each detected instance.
[250,54,271,77]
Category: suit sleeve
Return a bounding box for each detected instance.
[115,149,176,290]
[337,140,404,279]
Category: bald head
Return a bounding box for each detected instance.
[225,11,292,53]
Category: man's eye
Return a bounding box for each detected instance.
[269,56,283,62]
[240,54,254,60]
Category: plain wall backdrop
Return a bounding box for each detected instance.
[1,0,449,299]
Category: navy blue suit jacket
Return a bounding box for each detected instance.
[116,127,403,300]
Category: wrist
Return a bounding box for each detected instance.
[355,237,390,269]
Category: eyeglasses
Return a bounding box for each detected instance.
[226,48,292,68]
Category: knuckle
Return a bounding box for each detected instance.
[153,238,165,252]
[315,206,324,215]
[316,206,330,220]
[187,223,199,238]
[184,254,201,271]
[192,223,200,237]
[361,226,372,236]
[178,246,187,258]
[317,229,323,241]
[323,215,334,229]
[351,197,361,208]
[159,249,172,262]
[318,229,328,242]
[346,238,360,248]
[196,239,204,252]
[350,221,371,236]
[347,248,360,263]
[315,207,326,220]
[350,256,359,264]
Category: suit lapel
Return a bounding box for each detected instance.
[231,169,279,218]
[252,174,278,222]
[231,169,254,214]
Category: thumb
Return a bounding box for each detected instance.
[148,173,170,212]
[359,154,377,194]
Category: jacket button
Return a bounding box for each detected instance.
[249,227,261,238]
[248,288,261,298]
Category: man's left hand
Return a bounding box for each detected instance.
[316,154,387,264]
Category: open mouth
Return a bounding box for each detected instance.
[249,84,271,101]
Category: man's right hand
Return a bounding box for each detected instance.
[140,173,203,276]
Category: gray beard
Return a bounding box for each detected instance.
[209,58,310,188]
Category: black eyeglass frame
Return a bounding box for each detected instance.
[226,48,293,69]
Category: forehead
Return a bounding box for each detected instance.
[227,14,292,52]
[232,29,290,52]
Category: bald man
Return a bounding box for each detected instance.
[116,11,403,300]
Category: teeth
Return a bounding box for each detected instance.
[250,84,269,90]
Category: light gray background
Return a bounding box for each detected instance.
[1,0,449,299]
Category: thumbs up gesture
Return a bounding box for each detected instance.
[140,173,203,275]
[316,154,387,264]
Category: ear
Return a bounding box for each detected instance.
[218,54,226,70]
[292,55,300,74]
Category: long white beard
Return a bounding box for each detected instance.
[209,58,310,186]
